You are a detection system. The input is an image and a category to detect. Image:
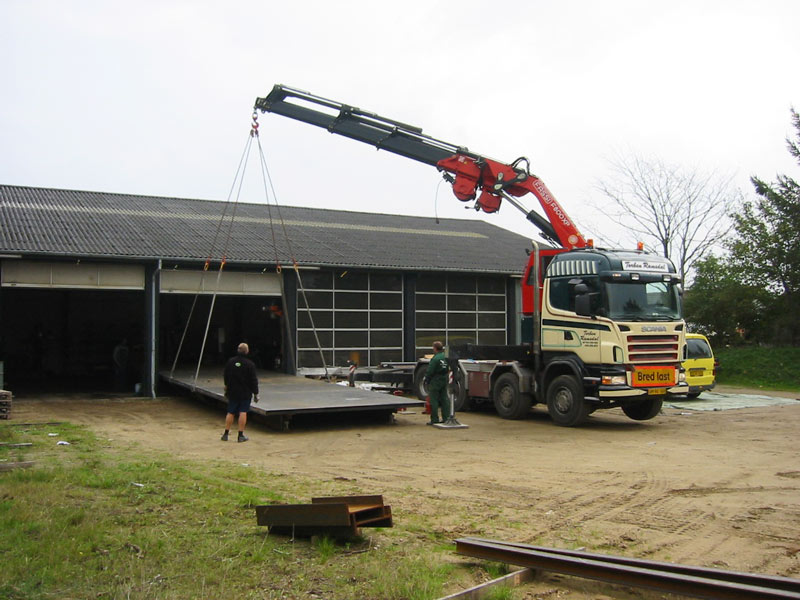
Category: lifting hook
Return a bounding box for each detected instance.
[250,111,260,137]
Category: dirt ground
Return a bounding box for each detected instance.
[10,386,800,598]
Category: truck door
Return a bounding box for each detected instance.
[542,275,603,365]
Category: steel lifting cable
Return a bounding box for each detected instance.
[252,126,297,373]
[252,113,331,379]
[172,111,331,386]
[190,137,254,388]
[169,134,255,380]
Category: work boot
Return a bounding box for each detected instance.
[237,433,249,443]
[221,432,228,441]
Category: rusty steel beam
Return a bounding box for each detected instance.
[464,537,800,594]
[455,538,800,600]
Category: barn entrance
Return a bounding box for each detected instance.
[159,294,285,372]
[0,261,287,396]
[158,267,285,375]
[0,260,148,395]
[0,287,145,394]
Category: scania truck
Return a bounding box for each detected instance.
[255,85,689,426]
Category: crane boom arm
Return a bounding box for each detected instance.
[255,84,585,249]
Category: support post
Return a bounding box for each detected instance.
[144,260,161,398]
[403,273,417,363]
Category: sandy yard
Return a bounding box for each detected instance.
[9,386,800,598]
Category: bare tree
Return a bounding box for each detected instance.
[595,154,740,282]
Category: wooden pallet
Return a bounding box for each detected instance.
[256,494,392,539]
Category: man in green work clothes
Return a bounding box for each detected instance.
[424,341,450,425]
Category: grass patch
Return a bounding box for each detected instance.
[485,561,511,579]
[0,422,511,599]
[485,586,514,600]
[715,346,800,392]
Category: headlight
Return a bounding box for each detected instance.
[602,375,627,386]
[679,371,686,382]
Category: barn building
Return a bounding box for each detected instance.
[0,184,534,396]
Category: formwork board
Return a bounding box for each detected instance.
[160,368,424,419]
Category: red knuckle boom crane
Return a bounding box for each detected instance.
[254,85,585,250]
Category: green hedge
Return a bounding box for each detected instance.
[714,346,800,392]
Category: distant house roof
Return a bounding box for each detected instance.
[0,185,534,274]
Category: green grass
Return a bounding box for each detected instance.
[715,346,800,392]
[485,587,514,600]
[0,423,519,600]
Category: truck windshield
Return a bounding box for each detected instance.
[604,281,681,321]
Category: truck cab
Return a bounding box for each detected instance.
[538,248,688,424]
[443,246,689,427]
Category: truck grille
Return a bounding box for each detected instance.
[627,335,679,363]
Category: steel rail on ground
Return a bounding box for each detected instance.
[455,537,800,600]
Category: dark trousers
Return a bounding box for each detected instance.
[429,381,450,423]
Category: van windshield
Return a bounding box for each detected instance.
[687,337,713,359]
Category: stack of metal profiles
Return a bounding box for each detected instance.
[256,495,393,539]
[0,390,11,420]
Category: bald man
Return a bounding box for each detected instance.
[221,342,259,442]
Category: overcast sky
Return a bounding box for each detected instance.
[2,0,798,248]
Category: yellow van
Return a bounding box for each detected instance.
[683,333,717,398]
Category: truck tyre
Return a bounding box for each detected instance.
[413,366,428,401]
[622,398,663,421]
[450,370,472,412]
[493,373,532,420]
[546,375,590,427]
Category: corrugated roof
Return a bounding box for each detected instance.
[0,185,535,274]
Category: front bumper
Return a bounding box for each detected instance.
[596,382,689,399]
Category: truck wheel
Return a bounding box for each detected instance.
[622,398,663,421]
[493,373,532,420]
[546,375,590,427]
[450,370,472,412]
[413,366,428,401]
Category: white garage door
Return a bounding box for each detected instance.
[160,269,280,295]
[1,260,144,289]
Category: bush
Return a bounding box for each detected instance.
[715,346,800,391]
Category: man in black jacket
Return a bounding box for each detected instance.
[221,342,259,442]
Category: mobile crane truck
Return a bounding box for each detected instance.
[255,85,689,426]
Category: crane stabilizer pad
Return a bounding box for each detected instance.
[433,417,469,429]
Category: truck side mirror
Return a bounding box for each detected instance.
[575,294,592,317]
